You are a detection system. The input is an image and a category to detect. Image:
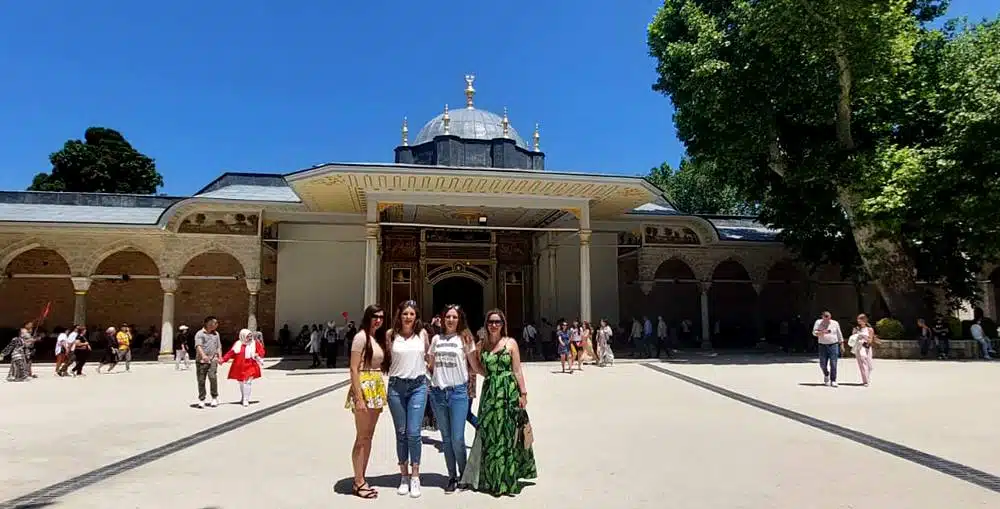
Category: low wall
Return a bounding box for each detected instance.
[875,339,986,359]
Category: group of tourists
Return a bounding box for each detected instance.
[813,312,879,387]
[347,301,536,500]
[555,318,615,373]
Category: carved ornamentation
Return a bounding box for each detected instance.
[643,225,700,246]
[382,232,419,262]
[178,211,259,235]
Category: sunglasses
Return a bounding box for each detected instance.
[372,314,385,320]
[487,319,504,326]
[403,300,417,307]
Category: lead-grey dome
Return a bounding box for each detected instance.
[413,107,529,149]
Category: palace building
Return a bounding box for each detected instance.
[1,76,997,355]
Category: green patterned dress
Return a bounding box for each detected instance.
[460,345,537,496]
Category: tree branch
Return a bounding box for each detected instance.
[797,0,855,151]
[768,138,788,178]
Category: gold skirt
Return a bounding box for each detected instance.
[345,370,386,411]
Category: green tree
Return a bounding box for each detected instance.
[647,0,1000,321]
[648,158,759,215]
[28,127,163,194]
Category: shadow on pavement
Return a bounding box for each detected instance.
[333,473,452,495]
[654,351,818,365]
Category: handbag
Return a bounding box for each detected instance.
[515,408,534,449]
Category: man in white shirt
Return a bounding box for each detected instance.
[813,311,844,387]
[521,322,537,361]
[969,318,995,360]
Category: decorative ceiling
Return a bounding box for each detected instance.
[288,168,658,220]
[380,204,563,228]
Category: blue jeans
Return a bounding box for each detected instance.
[818,343,840,382]
[429,383,470,479]
[467,400,479,428]
[387,376,428,466]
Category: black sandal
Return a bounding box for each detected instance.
[352,482,378,499]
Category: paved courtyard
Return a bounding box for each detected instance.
[1,355,999,508]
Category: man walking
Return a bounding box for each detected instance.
[813,311,844,387]
[194,316,222,408]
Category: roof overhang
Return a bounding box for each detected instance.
[284,163,670,220]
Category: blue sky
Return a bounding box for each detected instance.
[0,0,995,196]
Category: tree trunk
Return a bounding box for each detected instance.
[838,190,923,328]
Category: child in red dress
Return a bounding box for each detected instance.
[221,329,265,407]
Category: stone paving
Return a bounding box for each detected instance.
[1,355,998,508]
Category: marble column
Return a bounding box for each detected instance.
[579,229,593,322]
[699,281,712,349]
[547,243,557,319]
[363,223,380,307]
[159,277,178,361]
[70,277,92,326]
[246,278,261,331]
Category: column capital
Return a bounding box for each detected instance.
[160,277,179,294]
[699,281,712,294]
[579,230,592,245]
[365,223,380,239]
[752,283,763,295]
[71,276,92,294]
[245,277,262,295]
[639,281,654,295]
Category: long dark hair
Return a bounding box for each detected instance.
[361,305,388,372]
[391,300,424,339]
[441,304,473,341]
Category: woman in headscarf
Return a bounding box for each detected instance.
[220,329,266,407]
[3,321,34,382]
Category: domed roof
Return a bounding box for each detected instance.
[413,106,529,149]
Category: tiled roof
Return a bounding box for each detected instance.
[0,191,180,225]
[706,217,780,241]
[196,184,300,202]
[628,202,682,215]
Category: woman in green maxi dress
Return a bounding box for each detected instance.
[461,309,537,496]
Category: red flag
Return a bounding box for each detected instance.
[342,311,349,319]
[41,301,51,320]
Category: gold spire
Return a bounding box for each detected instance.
[442,104,450,135]
[533,122,540,151]
[464,74,476,109]
[501,107,510,138]
[401,116,409,146]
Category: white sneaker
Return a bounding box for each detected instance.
[409,476,422,498]
[831,381,838,388]
[397,476,410,496]
[241,400,249,408]
[208,398,219,407]
[195,401,204,409]
[823,376,830,386]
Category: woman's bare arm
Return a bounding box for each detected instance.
[507,338,528,407]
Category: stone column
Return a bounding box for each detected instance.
[699,281,712,349]
[159,277,178,361]
[547,243,558,319]
[579,229,593,322]
[246,278,261,331]
[752,283,765,343]
[70,277,91,326]
[363,223,380,307]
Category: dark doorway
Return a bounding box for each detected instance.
[433,277,485,332]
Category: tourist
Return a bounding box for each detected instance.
[933,317,951,359]
[813,311,844,387]
[917,318,934,359]
[325,321,340,368]
[427,304,477,493]
[460,308,536,496]
[656,316,669,358]
[970,317,995,360]
[96,327,119,373]
[347,305,388,500]
[116,324,133,372]
[570,320,584,371]
[220,329,265,407]
[596,318,615,367]
[385,300,429,498]
[70,326,91,376]
[54,326,72,376]
[580,320,597,364]
[630,317,642,357]
[849,314,877,387]
[2,322,34,382]
[466,369,479,428]
[308,325,322,368]
[194,316,222,408]
[557,320,571,373]
[521,321,537,361]
[174,325,191,370]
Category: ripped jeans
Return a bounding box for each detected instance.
[387,376,428,466]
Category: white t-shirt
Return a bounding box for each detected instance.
[388,330,428,379]
[430,332,474,389]
[813,319,844,345]
[55,332,69,355]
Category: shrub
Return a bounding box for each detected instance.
[875,318,905,340]
[947,316,962,339]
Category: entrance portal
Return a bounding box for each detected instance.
[432,276,485,332]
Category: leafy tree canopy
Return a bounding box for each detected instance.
[648,158,759,216]
[28,127,163,194]
[648,0,1000,317]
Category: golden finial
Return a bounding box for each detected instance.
[442,104,450,135]
[401,117,409,146]
[464,74,476,109]
[501,107,510,138]
[533,122,540,151]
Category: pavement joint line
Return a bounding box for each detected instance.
[641,363,1000,494]
[0,379,351,509]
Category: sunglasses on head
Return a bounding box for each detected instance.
[403,300,417,308]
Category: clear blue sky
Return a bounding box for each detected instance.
[0,1,994,196]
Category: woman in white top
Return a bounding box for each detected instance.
[385,300,430,498]
[596,318,615,367]
[850,314,878,387]
[427,304,478,493]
